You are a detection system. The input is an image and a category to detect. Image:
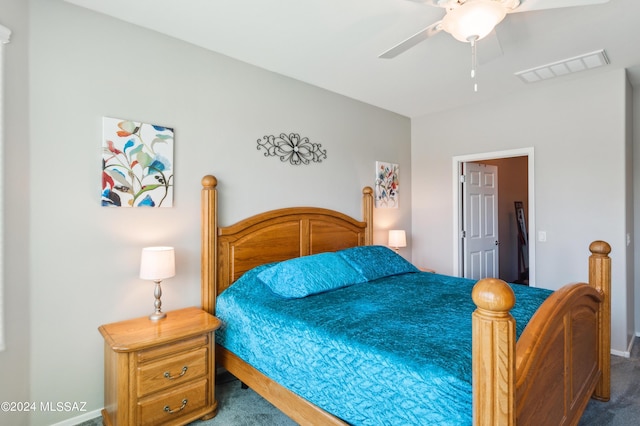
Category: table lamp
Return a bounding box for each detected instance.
[139,246,175,320]
[388,230,406,253]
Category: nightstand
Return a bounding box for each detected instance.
[99,307,221,426]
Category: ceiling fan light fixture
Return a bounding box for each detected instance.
[442,0,507,43]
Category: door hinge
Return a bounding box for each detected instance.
[460,230,466,238]
[460,175,466,183]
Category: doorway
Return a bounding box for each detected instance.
[452,148,536,286]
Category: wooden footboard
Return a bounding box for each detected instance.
[472,241,611,425]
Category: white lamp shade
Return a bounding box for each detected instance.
[388,230,407,248]
[442,0,507,42]
[140,246,175,280]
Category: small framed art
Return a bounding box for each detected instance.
[101,117,174,207]
[375,161,399,208]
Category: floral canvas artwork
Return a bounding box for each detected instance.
[102,117,174,207]
[375,161,399,208]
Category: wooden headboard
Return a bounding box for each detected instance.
[201,175,374,314]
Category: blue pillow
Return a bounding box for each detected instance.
[257,252,367,298]
[337,245,419,281]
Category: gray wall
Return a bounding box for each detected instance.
[626,78,635,350]
[3,0,640,424]
[411,69,633,355]
[0,0,30,425]
[10,0,412,424]
[634,86,640,340]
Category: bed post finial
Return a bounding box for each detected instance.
[362,186,373,245]
[589,240,611,401]
[201,175,218,314]
[472,278,516,426]
[202,174,218,189]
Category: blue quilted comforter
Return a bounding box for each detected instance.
[215,251,551,425]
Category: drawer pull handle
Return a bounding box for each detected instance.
[164,399,188,414]
[164,366,188,380]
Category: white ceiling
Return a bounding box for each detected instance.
[63,0,640,118]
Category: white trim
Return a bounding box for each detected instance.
[47,408,102,426]
[611,348,631,358]
[0,24,10,44]
[452,147,536,286]
[614,332,639,358]
[0,25,8,352]
[611,333,637,358]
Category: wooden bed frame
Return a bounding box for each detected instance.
[200,175,611,425]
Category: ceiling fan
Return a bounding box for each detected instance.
[379,0,611,59]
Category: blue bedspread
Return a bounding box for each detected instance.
[216,263,551,425]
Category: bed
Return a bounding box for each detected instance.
[200,175,611,425]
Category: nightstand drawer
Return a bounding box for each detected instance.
[137,335,209,363]
[137,378,209,426]
[137,347,208,397]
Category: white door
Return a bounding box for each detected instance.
[462,162,499,280]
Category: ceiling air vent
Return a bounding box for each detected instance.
[515,49,609,83]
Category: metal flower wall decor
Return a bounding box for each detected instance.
[257,133,327,165]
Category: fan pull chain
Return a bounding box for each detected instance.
[470,37,478,92]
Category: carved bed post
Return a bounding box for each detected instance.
[362,186,373,245]
[201,175,218,315]
[472,278,516,426]
[589,240,611,401]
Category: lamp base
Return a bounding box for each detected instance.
[149,280,167,321]
[149,311,167,321]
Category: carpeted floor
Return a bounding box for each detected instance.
[81,343,639,425]
[188,371,295,426]
[578,342,640,425]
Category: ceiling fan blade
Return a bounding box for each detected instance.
[511,0,610,13]
[379,20,443,59]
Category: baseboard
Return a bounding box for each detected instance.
[48,408,101,426]
[611,334,636,358]
[611,348,630,358]
[627,334,637,355]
